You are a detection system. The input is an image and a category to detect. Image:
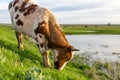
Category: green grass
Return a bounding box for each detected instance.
[0,25,89,80]
[62,24,120,34]
[0,24,120,80]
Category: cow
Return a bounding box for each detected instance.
[8,0,79,70]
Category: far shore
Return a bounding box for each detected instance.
[1,24,120,34]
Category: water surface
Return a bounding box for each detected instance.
[66,35,120,62]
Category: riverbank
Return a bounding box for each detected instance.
[0,25,120,80]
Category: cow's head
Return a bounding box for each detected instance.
[53,46,79,70]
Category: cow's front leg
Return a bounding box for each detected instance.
[15,31,23,50]
[37,45,51,67]
[36,34,51,67]
[41,51,51,67]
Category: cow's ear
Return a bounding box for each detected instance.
[71,48,79,51]
[67,45,73,51]
[68,45,79,51]
[67,45,79,51]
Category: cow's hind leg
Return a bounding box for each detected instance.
[36,34,51,67]
[15,31,23,50]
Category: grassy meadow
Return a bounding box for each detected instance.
[62,24,120,34]
[0,24,120,80]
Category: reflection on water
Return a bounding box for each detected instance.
[66,35,120,62]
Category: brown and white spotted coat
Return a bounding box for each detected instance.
[8,0,79,70]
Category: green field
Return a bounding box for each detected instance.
[0,24,120,80]
[62,24,120,34]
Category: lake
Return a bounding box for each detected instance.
[66,35,120,63]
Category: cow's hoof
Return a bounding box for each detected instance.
[45,64,51,68]
[18,46,24,51]
[18,47,24,51]
[20,48,24,51]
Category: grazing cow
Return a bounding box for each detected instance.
[8,0,79,70]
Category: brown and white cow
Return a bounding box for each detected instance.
[8,0,79,70]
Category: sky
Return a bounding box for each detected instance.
[0,0,120,24]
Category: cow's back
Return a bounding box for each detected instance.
[9,0,69,48]
[8,0,50,38]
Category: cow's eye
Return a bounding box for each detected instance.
[65,58,69,61]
